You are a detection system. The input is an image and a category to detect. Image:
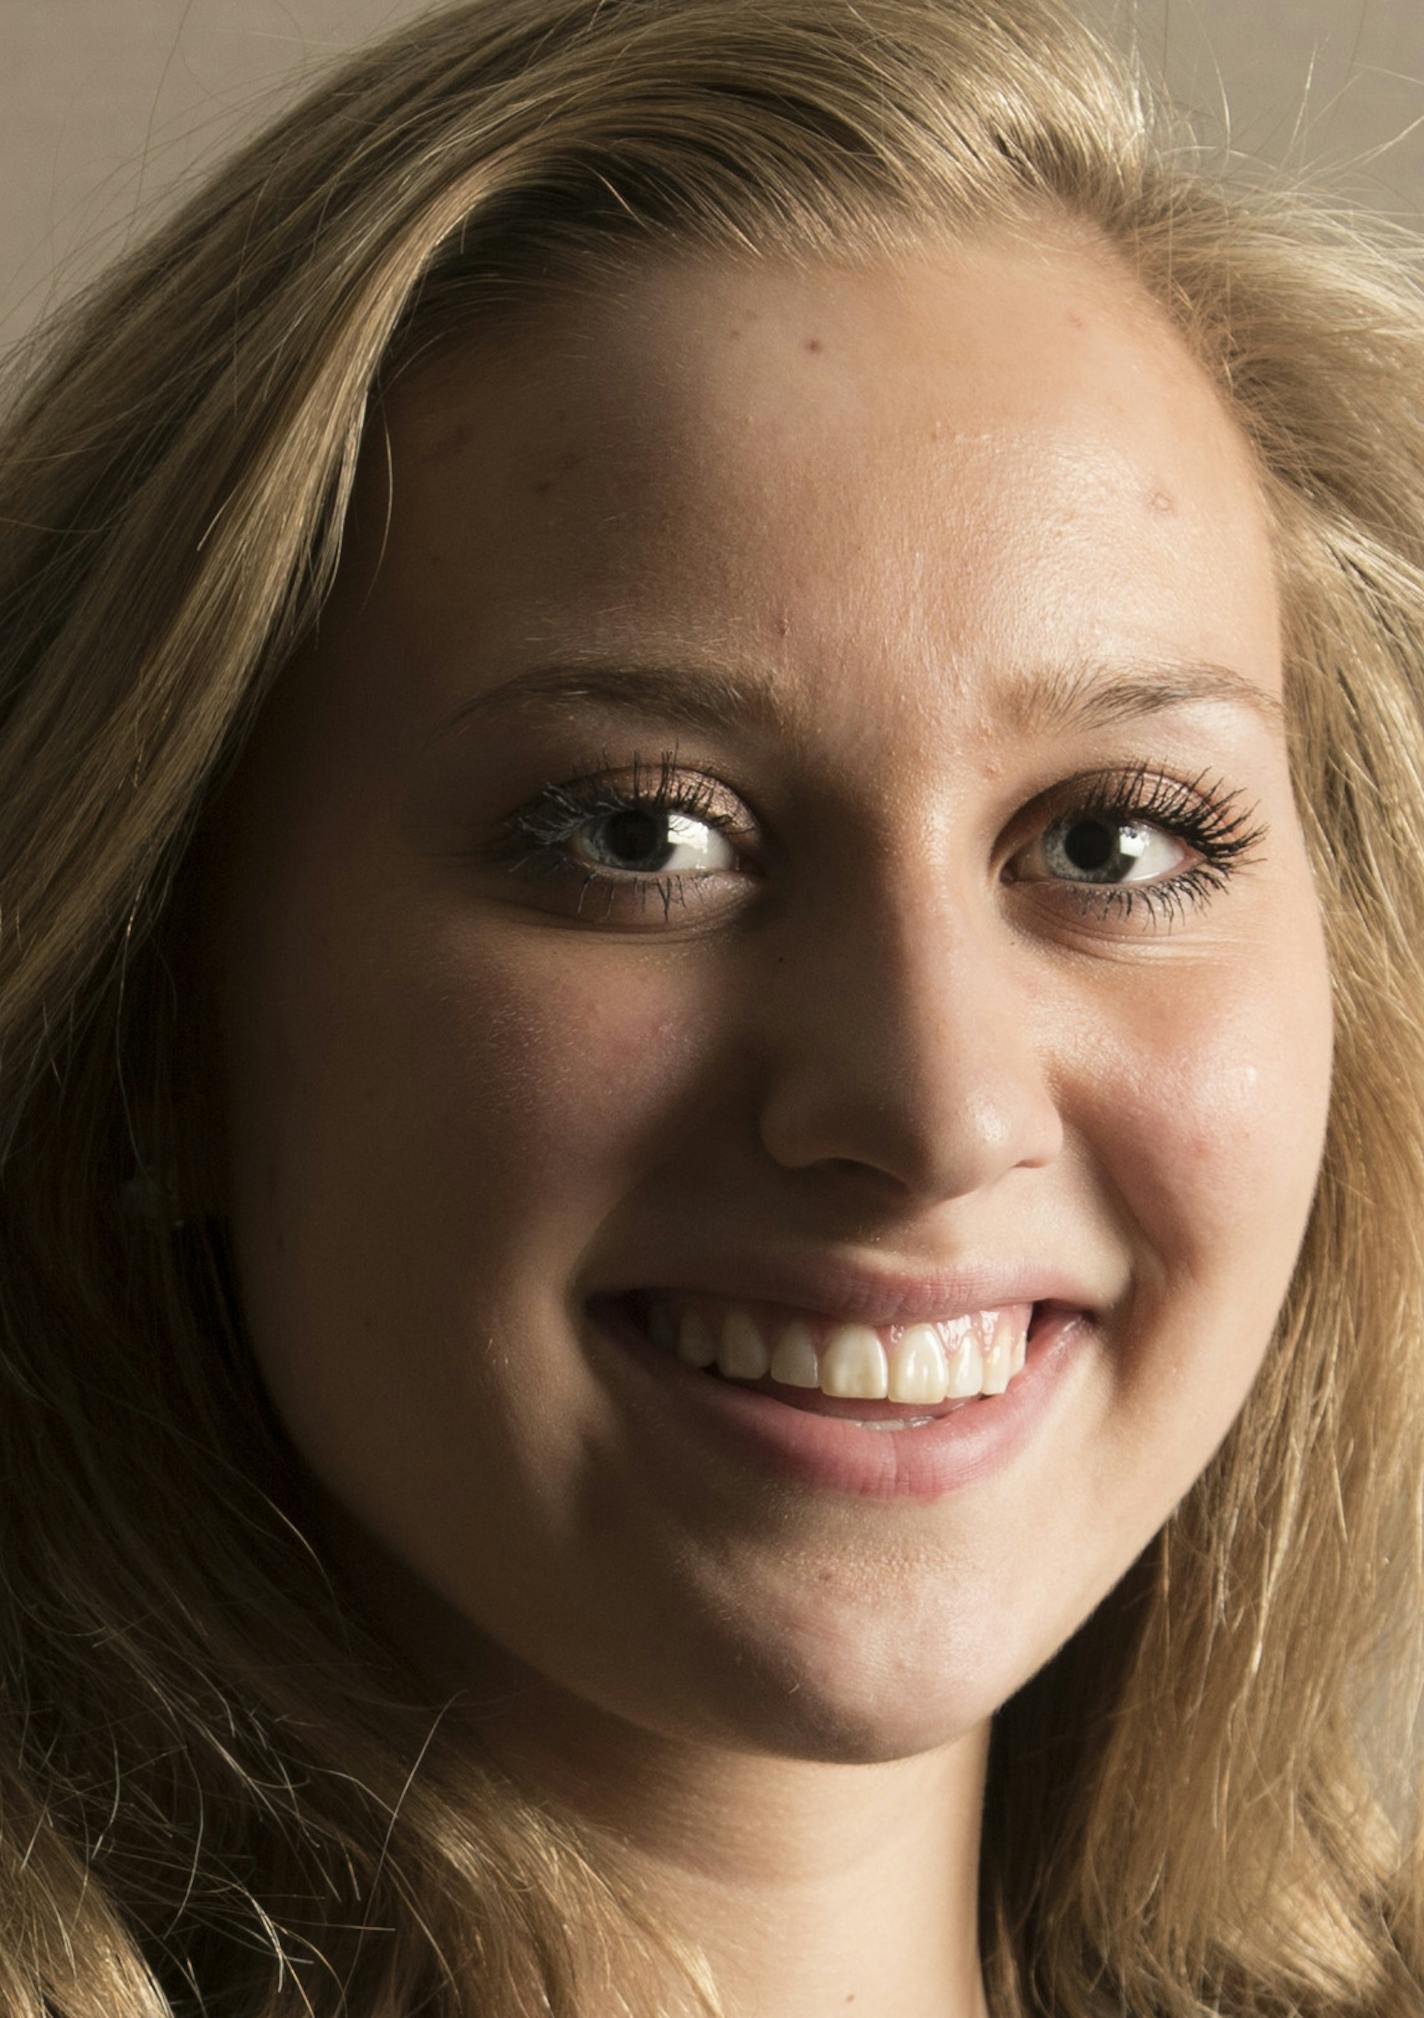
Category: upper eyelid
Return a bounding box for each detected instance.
[503,762,1265,913]
[573,758,1247,849]
[490,756,1266,942]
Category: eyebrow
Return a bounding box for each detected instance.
[433,649,1287,744]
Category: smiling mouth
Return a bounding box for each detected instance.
[597,1288,1045,1423]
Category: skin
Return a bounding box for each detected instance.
[201,226,1334,2018]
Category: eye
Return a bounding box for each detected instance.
[1012,809,1192,888]
[491,752,1266,934]
[490,749,753,924]
[1002,764,1268,930]
[565,803,738,878]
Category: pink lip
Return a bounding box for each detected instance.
[586,1296,1094,1501]
[596,1251,1104,1330]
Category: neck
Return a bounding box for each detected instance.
[466,1669,994,2018]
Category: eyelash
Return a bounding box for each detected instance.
[494,749,1267,929]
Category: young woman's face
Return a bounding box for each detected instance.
[205,232,1333,1763]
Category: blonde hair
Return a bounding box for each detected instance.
[2,1,1422,2012]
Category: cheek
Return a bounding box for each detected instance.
[1075,906,1333,1340]
[219,904,711,1515]
[398,938,703,1202]
[232,904,706,1285]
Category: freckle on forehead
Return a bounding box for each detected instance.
[528,445,588,500]
[804,336,824,353]
[424,416,476,465]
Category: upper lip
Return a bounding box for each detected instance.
[598,1252,1105,1329]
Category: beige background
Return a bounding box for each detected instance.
[1,0,1421,347]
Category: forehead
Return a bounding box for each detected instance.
[327,234,1280,758]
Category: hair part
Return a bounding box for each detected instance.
[1,2,1423,2013]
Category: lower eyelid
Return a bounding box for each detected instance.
[1065,866,1232,929]
[492,759,1261,937]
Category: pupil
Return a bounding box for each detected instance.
[603,809,669,869]
[1064,818,1117,873]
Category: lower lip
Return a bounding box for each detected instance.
[586,1297,1093,1500]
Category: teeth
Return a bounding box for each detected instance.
[983,1308,1024,1393]
[890,1323,949,1404]
[944,1329,984,1398]
[649,1296,1031,1404]
[717,1309,770,1380]
[768,1319,820,1388]
[819,1325,889,1399]
[675,1309,718,1368]
[980,1332,1011,1395]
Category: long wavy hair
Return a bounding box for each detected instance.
[1,1,1422,2012]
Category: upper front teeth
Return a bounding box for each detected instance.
[648,1297,1030,1402]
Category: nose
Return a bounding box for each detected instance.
[755,873,1064,1204]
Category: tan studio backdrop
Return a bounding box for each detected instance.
[1,0,1422,348]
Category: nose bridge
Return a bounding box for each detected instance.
[756,861,1063,1199]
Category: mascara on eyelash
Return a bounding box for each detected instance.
[1031,764,1268,930]
[492,748,739,923]
[498,748,728,852]
[494,750,1268,930]
[1055,760,1268,860]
